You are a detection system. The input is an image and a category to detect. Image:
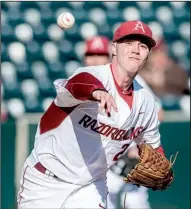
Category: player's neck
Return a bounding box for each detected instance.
[111,59,135,92]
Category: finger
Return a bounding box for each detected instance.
[100,98,106,112]
[106,101,111,116]
[110,98,118,112]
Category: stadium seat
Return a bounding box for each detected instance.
[136,2,155,21]
[7,98,25,118]
[47,24,64,41]
[106,9,123,25]
[24,96,43,112]
[155,6,173,24]
[102,2,120,10]
[1,1,190,117]
[15,23,33,43]
[1,43,10,61]
[26,40,43,61]
[68,2,85,9]
[171,41,187,57]
[136,1,153,9]
[42,42,59,62]
[33,24,49,41]
[59,39,73,56]
[1,10,7,26]
[89,8,107,26]
[47,60,67,79]
[20,79,39,99]
[19,2,38,10]
[148,21,164,42]
[80,22,98,40]
[123,7,141,21]
[178,22,190,41]
[1,61,17,81]
[74,41,85,59]
[170,2,187,19]
[64,25,81,41]
[1,62,22,99]
[31,61,48,80]
[64,60,81,77]
[7,7,22,27]
[23,8,41,26]
[1,24,16,42]
[8,42,26,64]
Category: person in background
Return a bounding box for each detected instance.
[139,38,189,98]
[83,36,111,66]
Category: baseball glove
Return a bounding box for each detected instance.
[123,143,178,191]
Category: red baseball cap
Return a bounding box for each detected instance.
[85,36,110,55]
[113,20,156,48]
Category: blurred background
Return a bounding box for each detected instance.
[1,2,190,209]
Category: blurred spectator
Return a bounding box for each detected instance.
[84,36,111,66]
[139,38,189,97]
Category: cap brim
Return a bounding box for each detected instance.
[85,52,110,56]
[113,33,156,48]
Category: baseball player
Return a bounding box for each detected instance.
[83,35,165,209]
[17,20,167,209]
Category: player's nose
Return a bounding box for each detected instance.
[131,42,140,54]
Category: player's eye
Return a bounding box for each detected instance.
[140,44,148,49]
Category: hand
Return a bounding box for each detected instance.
[92,90,118,116]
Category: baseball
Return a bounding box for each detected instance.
[57,12,75,29]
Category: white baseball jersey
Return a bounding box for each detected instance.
[135,74,162,111]
[31,63,160,186]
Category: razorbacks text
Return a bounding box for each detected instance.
[78,114,145,141]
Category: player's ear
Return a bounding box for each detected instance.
[111,42,117,56]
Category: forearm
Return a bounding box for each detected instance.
[65,72,106,101]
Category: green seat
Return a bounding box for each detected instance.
[24,96,43,112]
[37,77,56,97]
[7,98,25,118]
[3,81,22,100]
[15,62,33,79]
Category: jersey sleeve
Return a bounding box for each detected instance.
[53,66,107,107]
[134,95,161,149]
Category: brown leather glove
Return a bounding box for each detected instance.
[124,144,178,191]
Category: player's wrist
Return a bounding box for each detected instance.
[91,89,108,100]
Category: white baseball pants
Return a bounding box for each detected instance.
[17,158,108,209]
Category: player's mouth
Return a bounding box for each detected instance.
[129,57,140,60]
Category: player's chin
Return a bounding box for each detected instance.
[127,69,139,78]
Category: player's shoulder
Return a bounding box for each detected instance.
[133,79,155,103]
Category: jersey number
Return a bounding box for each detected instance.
[113,144,130,161]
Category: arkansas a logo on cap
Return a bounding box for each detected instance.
[91,37,105,50]
[132,21,145,33]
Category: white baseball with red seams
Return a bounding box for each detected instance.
[57,12,75,29]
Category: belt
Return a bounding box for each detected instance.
[34,162,58,179]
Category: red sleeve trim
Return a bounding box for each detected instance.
[155,145,165,156]
[65,72,106,100]
[40,102,78,134]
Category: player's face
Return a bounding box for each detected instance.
[84,55,110,66]
[112,36,150,76]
